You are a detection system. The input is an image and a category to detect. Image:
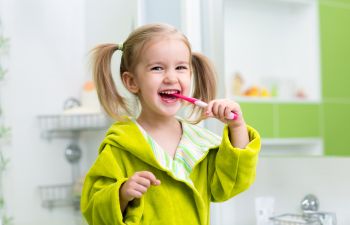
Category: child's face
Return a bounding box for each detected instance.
[133,37,191,118]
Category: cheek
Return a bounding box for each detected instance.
[140,79,160,96]
[184,74,192,85]
[181,76,192,94]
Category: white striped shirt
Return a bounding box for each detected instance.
[134,119,221,185]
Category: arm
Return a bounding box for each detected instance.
[228,122,249,149]
[119,171,161,212]
[80,145,127,225]
[205,98,260,201]
[210,125,261,202]
[81,145,141,225]
[81,145,161,224]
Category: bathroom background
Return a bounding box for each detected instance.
[0,0,349,224]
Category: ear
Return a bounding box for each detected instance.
[122,72,139,94]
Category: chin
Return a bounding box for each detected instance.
[161,107,181,117]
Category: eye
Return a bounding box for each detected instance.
[176,65,188,70]
[151,66,163,71]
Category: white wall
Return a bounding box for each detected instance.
[1,0,133,224]
[211,157,350,225]
[138,0,181,29]
[3,0,86,224]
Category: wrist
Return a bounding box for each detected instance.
[227,123,249,148]
[120,183,134,203]
[228,119,246,130]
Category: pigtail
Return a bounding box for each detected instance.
[91,43,131,120]
[189,52,217,123]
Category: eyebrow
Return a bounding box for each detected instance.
[145,61,190,67]
[177,61,190,65]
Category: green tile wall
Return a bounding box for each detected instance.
[320,1,350,156]
[320,2,350,99]
[323,103,350,156]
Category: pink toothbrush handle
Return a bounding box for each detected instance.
[228,112,238,120]
[170,93,238,120]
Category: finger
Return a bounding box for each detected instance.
[136,177,152,188]
[137,171,161,185]
[133,183,148,194]
[205,101,214,117]
[218,104,227,121]
[224,106,234,120]
[128,189,143,199]
[211,102,218,117]
[229,102,242,118]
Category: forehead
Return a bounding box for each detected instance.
[140,37,191,63]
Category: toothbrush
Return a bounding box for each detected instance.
[170,93,238,120]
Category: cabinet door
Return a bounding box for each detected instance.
[240,103,322,138]
[240,103,275,138]
[277,104,321,138]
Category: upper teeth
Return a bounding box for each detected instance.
[160,90,178,95]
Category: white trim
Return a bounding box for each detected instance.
[233,96,322,104]
[323,98,350,104]
[320,0,350,9]
[261,138,323,156]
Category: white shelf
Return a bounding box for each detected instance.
[37,113,111,139]
[38,183,80,210]
[231,0,316,4]
[38,113,110,131]
[224,0,321,102]
[261,138,323,156]
[232,96,321,104]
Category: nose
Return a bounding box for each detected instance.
[163,69,178,83]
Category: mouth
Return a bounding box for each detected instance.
[158,89,180,101]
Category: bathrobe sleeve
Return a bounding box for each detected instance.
[210,125,261,202]
[80,145,144,225]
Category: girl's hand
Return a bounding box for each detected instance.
[205,99,249,148]
[205,99,245,127]
[120,171,161,203]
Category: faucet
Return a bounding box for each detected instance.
[269,194,337,225]
[301,194,319,211]
[301,194,337,225]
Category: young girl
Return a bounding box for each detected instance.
[81,23,260,225]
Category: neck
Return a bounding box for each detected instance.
[136,112,179,131]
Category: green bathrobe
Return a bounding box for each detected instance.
[81,118,261,225]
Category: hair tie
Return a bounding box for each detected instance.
[117,43,123,51]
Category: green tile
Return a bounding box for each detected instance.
[320,3,350,98]
[240,103,275,138]
[323,103,350,156]
[278,104,321,138]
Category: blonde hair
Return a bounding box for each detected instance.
[91,23,217,123]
